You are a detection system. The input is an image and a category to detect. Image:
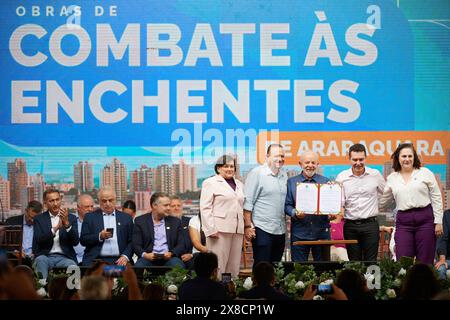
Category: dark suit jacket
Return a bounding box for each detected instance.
[178,277,227,300]
[437,209,450,259]
[133,213,185,258]
[181,216,193,254]
[80,209,134,266]
[5,214,24,226]
[32,211,79,261]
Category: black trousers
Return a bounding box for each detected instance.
[344,218,379,261]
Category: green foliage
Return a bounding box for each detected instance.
[235,259,450,300]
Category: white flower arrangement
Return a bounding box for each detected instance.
[320,279,333,285]
[167,284,178,294]
[112,278,119,290]
[295,281,305,289]
[386,289,396,299]
[313,295,324,300]
[243,277,253,290]
[398,268,407,276]
[37,287,47,297]
[394,278,402,287]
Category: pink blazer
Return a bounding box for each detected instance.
[200,175,245,237]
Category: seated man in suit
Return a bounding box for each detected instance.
[6,200,43,265]
[80,186,133,266]
[178,251,227,300]
[33,189,79,280]
[435,209,450,279]
[133,192,185,268]
[170,196,194,269]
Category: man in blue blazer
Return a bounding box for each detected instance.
[284,150,336,262]
[33,189,79,279]
[80,186,133,266]
[133,192,185,268]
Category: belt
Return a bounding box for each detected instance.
[346,217,377,224]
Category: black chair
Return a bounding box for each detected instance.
[0,225,23,265]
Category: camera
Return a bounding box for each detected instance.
[103,265,125,277]
[221,273,232,284]
[314,284,333,294]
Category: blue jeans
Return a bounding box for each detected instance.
[251,227,285,266]
[135,256,185,268]
[33,253,78,279]
[437,260,450,280]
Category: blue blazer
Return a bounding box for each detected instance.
[32,211,79,261]
[132,213,185,258]
[80,209,134,266]
[181,216,193,254]
[284,173,331,240]
[437,209,450,259]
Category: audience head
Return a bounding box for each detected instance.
[79,275,111,300]
[143,283,165,300]
[252,262,275,287]
[335,269,369,300]
[122,199,137,219]
[401,264,441,300]
[48,275,78,300]
[194,252,219,279]
[13,265,35,290]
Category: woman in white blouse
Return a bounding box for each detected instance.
[380,143,443,265]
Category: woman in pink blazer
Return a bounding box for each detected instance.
[200,155,245,278]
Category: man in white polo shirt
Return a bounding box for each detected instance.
[336,144,386,261]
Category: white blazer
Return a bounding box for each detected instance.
[200,175,245,237]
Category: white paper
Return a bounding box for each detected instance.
[319,183,342,214]
[295,183,318,214]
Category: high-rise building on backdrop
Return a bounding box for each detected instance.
[74,161,94,193]
[7,159,28,208]
[101,158,127,204]
[0,176,11,217]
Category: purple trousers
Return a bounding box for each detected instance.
[395,204,436,265]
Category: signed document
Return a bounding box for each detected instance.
[295,183,318,214]
[296,183,342,215]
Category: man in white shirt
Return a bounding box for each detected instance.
[32,189,79,279]
[336,144,386,261]
[73,194,95,265]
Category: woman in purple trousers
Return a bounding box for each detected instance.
[380,143,443,265]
